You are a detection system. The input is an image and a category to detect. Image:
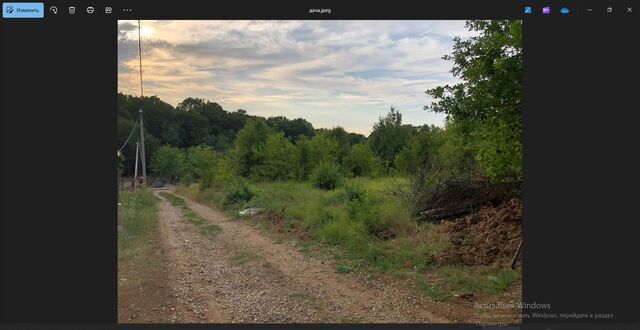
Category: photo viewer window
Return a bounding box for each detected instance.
[0,1,638,329]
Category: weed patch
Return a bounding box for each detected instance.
[233,251,261,265]
[160,191,222,238]
[419,281,453,302]
[118,190,159,260]
[198,224,223,237]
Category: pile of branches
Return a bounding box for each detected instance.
[417,179,521,222]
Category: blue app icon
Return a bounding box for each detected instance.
[2,2,44,18]
[560,7,570,14]
[524,6,532,14]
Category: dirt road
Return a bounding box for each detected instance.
[137,189,463,323]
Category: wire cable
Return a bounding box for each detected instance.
[118,117,139,152]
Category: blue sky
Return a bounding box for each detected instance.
[117,20,476,135]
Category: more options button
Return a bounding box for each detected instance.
[2,2,44,18]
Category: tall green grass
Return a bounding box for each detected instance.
[179,177,442,275]
[175,177,519,302]
[418,266,520,301]
[118,190,159,262]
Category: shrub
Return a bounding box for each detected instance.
[257,132,297,180]
[213,158,235,186]
[347,143,383,177]
[343,184,385,235]
[186,145,217,180]
[223,181,254,208]
[231,119,272,177]
[344,183,367,202]
[151,145,186,183]
[309,161,342,190]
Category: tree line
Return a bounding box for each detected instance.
[117,20,522,190]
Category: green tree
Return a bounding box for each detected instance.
[425,20,522,181]
[231,119,273,177]
[326,127,352,167]
[151,145,186,183]
[347,143,383,177]
[186,145,218,188]
[266,116,315,141]
[257,132,297,180]
[310,161,343,190]
[394,125,442,174]
[347,132,366,146]
[368,106,414,169]
[308,130,339,168]
[295,136,312,180]
[175,110,209,148]
[213,157,236,185]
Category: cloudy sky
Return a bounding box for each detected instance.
[117,20,476,135]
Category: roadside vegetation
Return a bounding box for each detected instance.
[118,190,159,263]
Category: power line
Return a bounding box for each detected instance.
[118,116,138,153]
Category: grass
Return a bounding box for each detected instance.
[416,266,520,301]
[233,251,261,265]
[159,191,222,237]
[290,292,310,300]
[118,190,162,288]
[184,209,207,225]
[175,177,520,302]
[159,192,188,209]
[419,282,453,302]
[118,190,159,259]
[178,178,445,275]
[198,224,223,237]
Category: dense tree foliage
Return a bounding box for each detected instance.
[186,145,218,188]
[368,107,415,169]
[425,20,522,181]
[347,143,383,177]
[150,145,186,183]
[266,116,315,141]
[230,119,273,178]
[394,125,442,174]
[258,132,298,180]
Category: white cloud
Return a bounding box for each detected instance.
[118,20,476,135]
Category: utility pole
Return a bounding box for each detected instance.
[138,109,147,187]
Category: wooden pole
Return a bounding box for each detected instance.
[138,110,147,187]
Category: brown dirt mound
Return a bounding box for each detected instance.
[438,199,522,266]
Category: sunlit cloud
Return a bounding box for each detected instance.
[117,20,476,135]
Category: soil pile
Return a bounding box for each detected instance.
[438,199,522,266]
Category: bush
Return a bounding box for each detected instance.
[344,183,367,203]
[151,145,186,183]
[343,184,385,235]
[309,161,342,190]
[257,132,297,180]
[223,181,254,208]
[347,143,383,177]
[186,145,217,180]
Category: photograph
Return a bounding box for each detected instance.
[116,19,523,324]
